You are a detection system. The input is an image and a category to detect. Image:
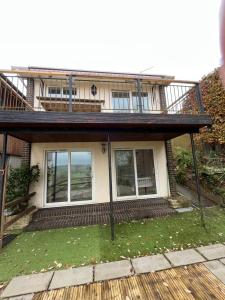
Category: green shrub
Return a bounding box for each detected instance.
[174,147,193,184]
[6,164,40,204]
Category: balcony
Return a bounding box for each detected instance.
[0,73,211,143]
[0,75,204,114]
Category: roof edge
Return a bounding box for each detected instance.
[11,65,174,80]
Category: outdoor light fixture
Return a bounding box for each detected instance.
[101,143,107,154]
[91,84,97,96]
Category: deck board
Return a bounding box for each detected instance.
[33,264,225,300]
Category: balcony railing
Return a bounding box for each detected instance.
[0,75,204,114]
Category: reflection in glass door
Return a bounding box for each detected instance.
[46,151,68,203]
[115,149,157,198]
[135,149,156,195]
[71,151,92,202]
[115,150,136,197]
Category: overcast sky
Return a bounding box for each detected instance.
[1,0,221,80]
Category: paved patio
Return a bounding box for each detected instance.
[25,198,175,231]
[1,243,225,299]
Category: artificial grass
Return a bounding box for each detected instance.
[1,207,225,282]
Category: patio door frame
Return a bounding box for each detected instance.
[44,148,94,208]
[112,146,159,201]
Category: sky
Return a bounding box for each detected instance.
[0,0,222,80]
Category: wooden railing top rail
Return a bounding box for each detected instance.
[4,206,36,230]
[5,192,36,209]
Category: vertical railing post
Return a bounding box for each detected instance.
[107,132,115,240]
[159,85,167,113]
[136,79,143,113]
[195,83,205,113]
[0,132,8,248]
[190,133,206,228]
[68,75,73,112]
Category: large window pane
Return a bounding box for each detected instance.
[71,151,92,201]
[115,150,136,197]
[132,92,149,112]
[112,91,130,112]
[47,151,68,203]
[135,149,156,195]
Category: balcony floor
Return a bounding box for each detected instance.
[0,111,211,142]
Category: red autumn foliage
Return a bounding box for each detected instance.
[196,68,225,145]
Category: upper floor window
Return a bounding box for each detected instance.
[63,87,77,97]
[48,87,61,97]
[48,87,77,98]
[112,91,130,112]
[132,92,149,112]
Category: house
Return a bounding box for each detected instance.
[0,66,211,237]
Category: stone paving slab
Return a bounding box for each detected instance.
[49,266,93,290]
[220,258,225,265]
[204,260,225,284]
[165,249,205,267]
[94,260,133,282]
[8,294,34,300]
[197,244,225,260]
[131,254,171,274]
[1,272,53,299]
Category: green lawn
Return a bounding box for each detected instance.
[1,207,225,283]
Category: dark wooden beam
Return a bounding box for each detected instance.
[0,111,212,130]
[6,128,200,143]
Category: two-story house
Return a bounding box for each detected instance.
[0,66,211,236]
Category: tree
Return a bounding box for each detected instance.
[196,68,225,146]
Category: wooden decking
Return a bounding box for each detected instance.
[33,264,225,300]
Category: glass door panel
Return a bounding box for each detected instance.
[46,151,68,203]
[132,92,149,113]
[115,150,136,197]
[71,151,92,201]
[135,149,156,195]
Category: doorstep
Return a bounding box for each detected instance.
[2,243,225,299]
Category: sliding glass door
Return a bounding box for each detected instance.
[115,149,157,198]
[135,149,157,195]
[46,151,68,203]
[115,150,136,197]
[70,151,92,202]
[46,150,92,205]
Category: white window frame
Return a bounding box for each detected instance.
[48,86,76,99]
[111,90,131,112]
[48,87,61,98]
[44,149,94,207]
[112,146,159,201]
[111,90,153,113]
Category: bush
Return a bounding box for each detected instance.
[6,164,40,204]
[174,147,193,184]
[174,147,225,204]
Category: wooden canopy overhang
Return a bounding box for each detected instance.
[0,111,212,143]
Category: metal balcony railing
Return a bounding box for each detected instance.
[0,74,204,114]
